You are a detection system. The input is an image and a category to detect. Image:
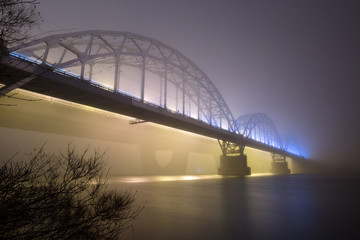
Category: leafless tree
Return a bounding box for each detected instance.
[0,144,142,239]
[0,0,44,105]
[0,0,42,49]
[1,4,142,238]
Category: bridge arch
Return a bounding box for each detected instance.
[236,113,284,150]
[10,30,237,132]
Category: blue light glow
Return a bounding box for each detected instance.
[286,145,306,158]
[9,50,304,158]
[10,52,42,64]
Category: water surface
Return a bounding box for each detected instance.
[110,174,360,240]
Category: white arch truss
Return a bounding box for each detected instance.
[10,30,238,132]
[236,113,284,149]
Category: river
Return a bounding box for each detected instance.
[109,174,360,240]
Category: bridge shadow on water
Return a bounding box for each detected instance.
[112,174,360,240]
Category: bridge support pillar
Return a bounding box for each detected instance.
[218,154,251,176]
[271,161,290,174]
[271,154,290,174]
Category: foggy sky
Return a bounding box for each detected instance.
[31,0,360,168]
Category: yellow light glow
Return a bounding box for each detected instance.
[181,176,199,181]
[7,88,217,141]
[145,121,217,141]
[6,88,133,121]
[246,173,275,177]
[108,175,225,183]
[245,147,272,155]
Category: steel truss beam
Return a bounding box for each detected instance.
[218,139,245,156]
[236,113,284,150]
[9,30,237,133]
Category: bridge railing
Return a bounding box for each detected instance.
[8,51,224,129]
[6,31,304,158]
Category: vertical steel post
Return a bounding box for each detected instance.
[176,88,178,112]
[209,100,212,125]
[164,64,168,108]
[114,56,120,91]
[141,57,146,101]
[197,83,200,120]
[182,74,185,115]
[80,62,85,80]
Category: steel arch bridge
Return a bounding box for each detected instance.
[236,113,284,150]
[8,30,237,132]
[0,30,303,173]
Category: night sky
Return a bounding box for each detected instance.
[31,0,360,171]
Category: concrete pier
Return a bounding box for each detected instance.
[218,155,251,176]
[271,161,290,174]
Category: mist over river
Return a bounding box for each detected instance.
[1,91,359,239]
[112,174,360,240]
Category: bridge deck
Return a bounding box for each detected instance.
[0,55,301,159]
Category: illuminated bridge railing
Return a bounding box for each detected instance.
[9,50,229,130]
[236,113,284,149]
[235,113,303,156]
[7,31,303,157]
[9,30,238,132]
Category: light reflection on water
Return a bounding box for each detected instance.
[109,175,227,183]
[109,173,274,183]
[109,174,360,240]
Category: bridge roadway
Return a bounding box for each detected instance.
[0,55,300,160]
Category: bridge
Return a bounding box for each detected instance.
[0,30,304,175]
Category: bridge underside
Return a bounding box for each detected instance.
[0,58,235,142]
[0,56,301,161]
[1,89,300,176]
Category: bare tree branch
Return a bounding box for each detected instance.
[0,0,42,48]
[0,144,143,239]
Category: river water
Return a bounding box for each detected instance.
[109,174,360,240]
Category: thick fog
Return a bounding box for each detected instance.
[4,0,359,173]
[0,92,306,175]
